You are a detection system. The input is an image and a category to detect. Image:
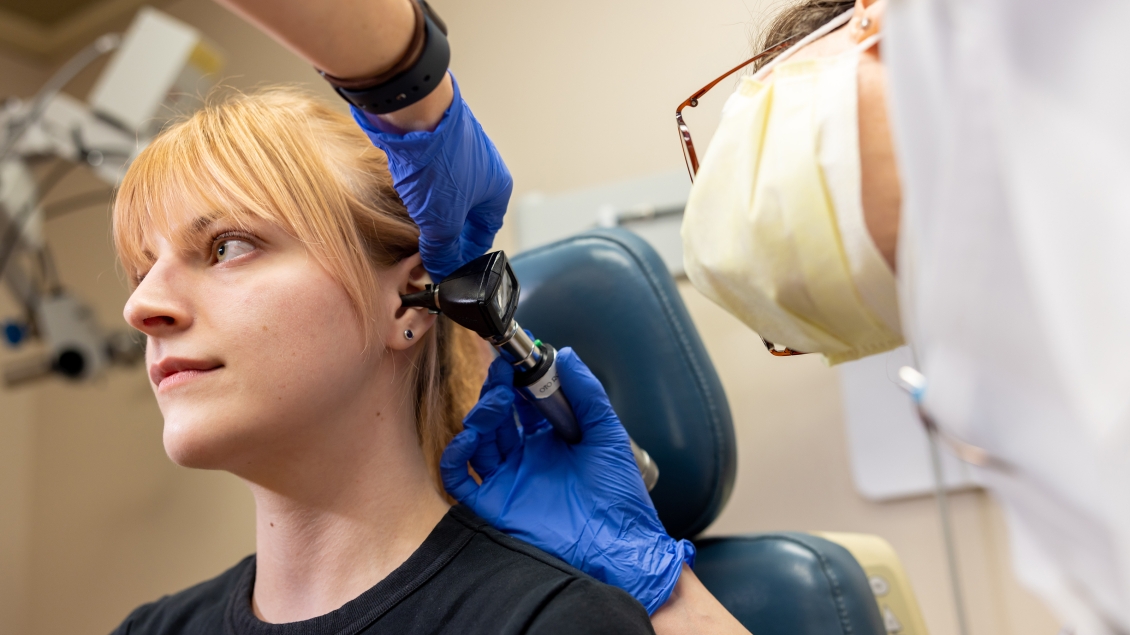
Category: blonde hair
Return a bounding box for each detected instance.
[113,87,484,490]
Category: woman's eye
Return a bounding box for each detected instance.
[214,238,255,263]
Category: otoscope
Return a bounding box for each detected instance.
[401,251,660,491]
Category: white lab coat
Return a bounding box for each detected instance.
[883,0,1130,632]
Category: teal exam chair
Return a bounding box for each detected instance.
[511,229,927,635]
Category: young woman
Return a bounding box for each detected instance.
[110,88,653,634]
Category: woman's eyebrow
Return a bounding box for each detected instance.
[187,212,225,237]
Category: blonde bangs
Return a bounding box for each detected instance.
[114,126,266,277]
[113,87,421,343]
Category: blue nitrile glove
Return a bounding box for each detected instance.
[352,73,512,280]
[441,348,695,614]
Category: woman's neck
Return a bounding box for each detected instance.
[242,389,450,624]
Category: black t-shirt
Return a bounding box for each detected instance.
[111,505,654,635]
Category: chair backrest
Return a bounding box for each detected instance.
[510,229,736,539]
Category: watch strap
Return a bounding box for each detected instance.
[320,0,450,115]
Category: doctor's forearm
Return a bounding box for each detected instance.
[214,0,415,78]
[212,0,453,131]
[651,566,751,635]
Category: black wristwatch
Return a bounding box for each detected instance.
[321,0,450,115]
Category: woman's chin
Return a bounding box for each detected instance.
[162,417,246,470]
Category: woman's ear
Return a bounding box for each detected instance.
[852,0,885,43]
[382,252,439,352]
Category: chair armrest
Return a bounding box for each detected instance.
[813,532,929,635]
[694,533,886,635]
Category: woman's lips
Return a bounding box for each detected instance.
[150,357,223,392]
[156,367,221,392]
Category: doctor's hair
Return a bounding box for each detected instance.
[753,0,854,71]
[112,86,484,492]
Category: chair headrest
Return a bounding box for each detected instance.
[511,229,736,539]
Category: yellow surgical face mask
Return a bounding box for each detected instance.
[682,14,902,365]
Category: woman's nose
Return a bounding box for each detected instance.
[123,263,193,336]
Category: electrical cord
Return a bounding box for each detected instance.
[0,199,42,295]
[927,429,972,635]
[0,161,75,283]
[898,362,973,635]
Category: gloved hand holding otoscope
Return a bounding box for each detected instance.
[399,250,660,490]
[398,250,690,613]
[382,208,727,625]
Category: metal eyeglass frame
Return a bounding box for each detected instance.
[675,36,808,357]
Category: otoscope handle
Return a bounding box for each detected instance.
[510,341,661,490]
[497,325,660,489]
[512,343,584,444]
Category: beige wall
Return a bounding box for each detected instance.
[0,50,57,635]
[0,1,1062,634]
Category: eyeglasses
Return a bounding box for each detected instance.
[676,37,809,357]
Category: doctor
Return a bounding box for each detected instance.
[679,0,1130,633]
[882,1,1130,633]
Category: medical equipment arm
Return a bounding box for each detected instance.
[2,9,219,386]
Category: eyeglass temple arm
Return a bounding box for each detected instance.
[675,37,798,114]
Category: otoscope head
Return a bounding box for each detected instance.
[398,251,580,444]
[400,251,519,343]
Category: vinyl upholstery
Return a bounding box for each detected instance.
[512,229,735,539]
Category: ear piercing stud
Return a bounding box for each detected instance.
[404,329,414,340]
[860,16,872,30]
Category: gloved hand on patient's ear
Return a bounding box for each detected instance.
[441,348,695,615]
[352,73,512,280]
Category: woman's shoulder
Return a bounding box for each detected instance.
[110,555,253,635]
[445,504,591,582]
[525,576,656,635]
[443,506,655,634]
